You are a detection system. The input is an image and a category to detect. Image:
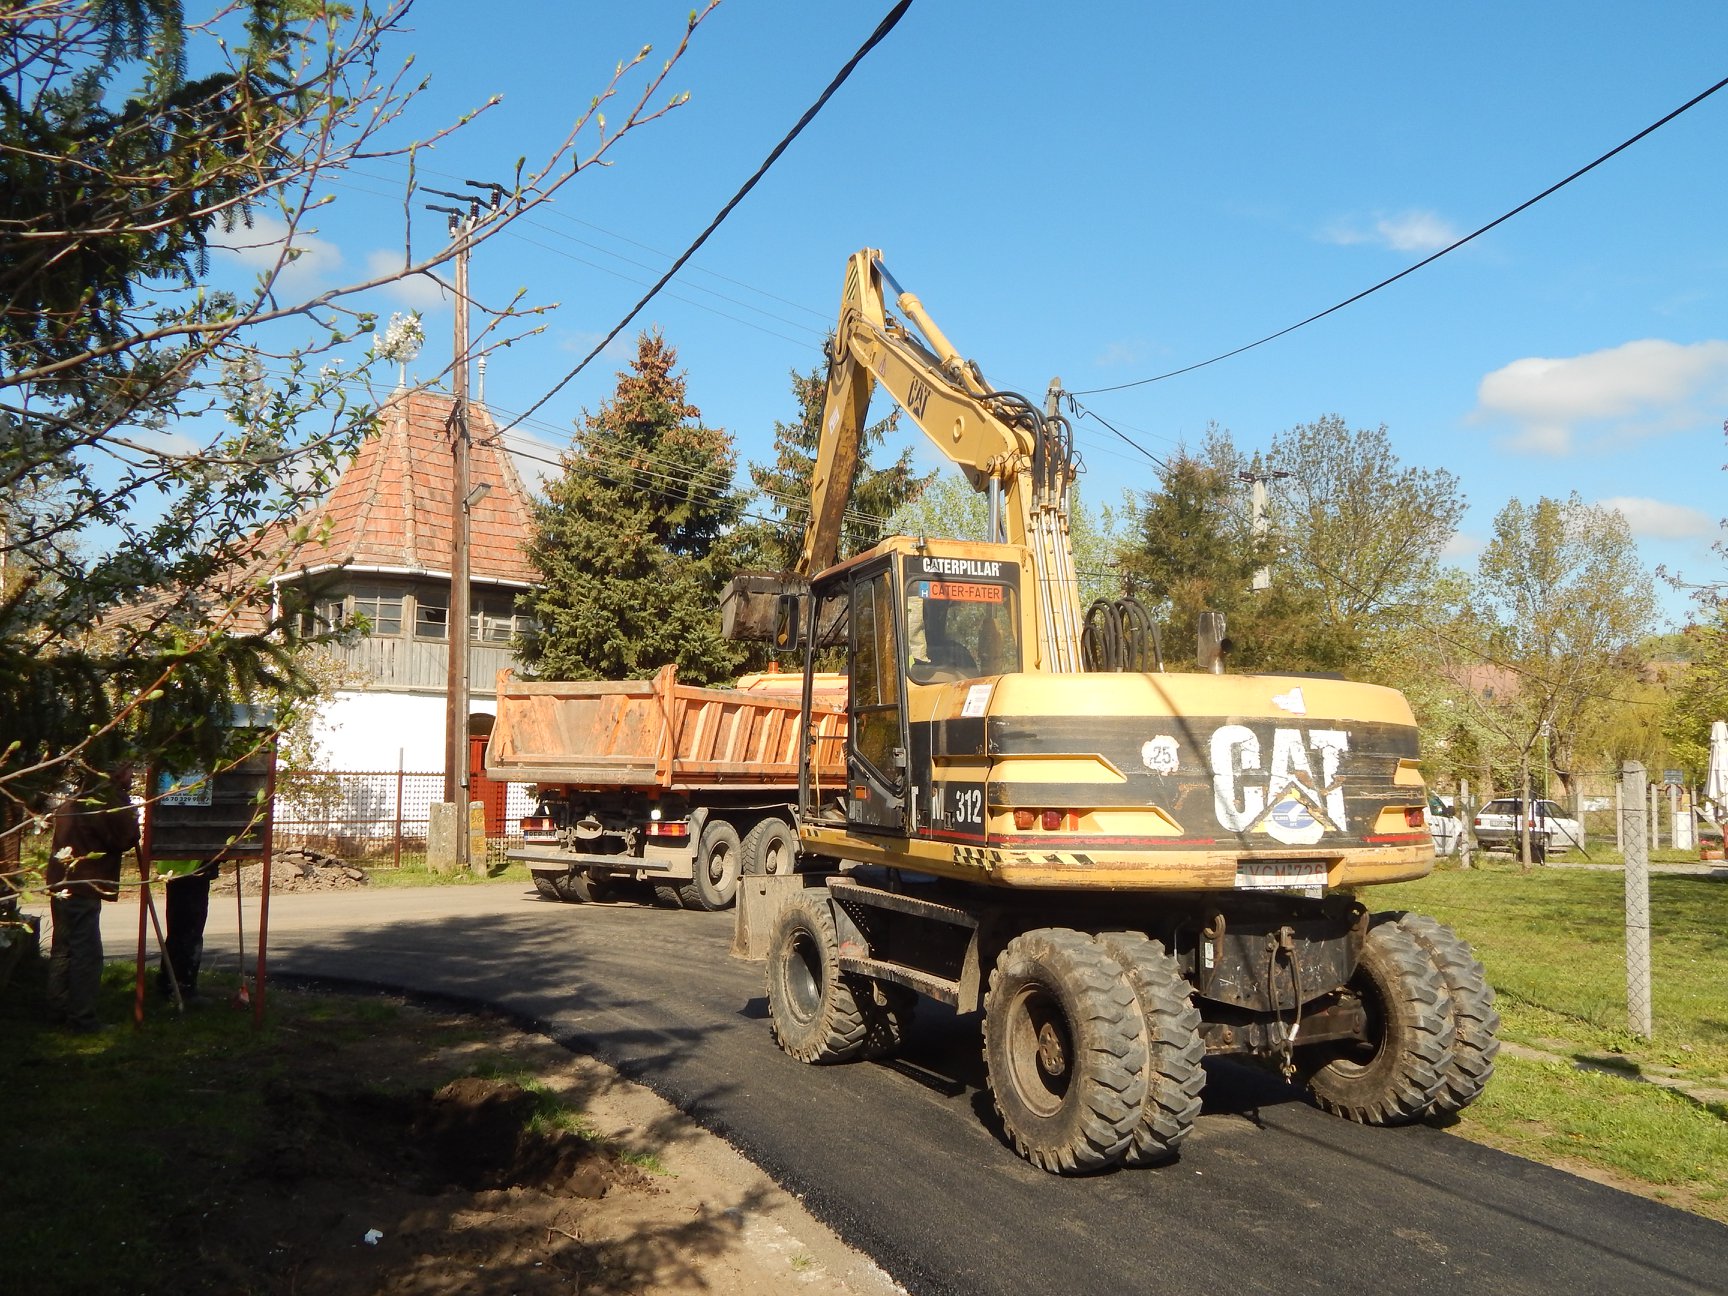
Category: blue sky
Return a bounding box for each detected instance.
[237,1,1728,625]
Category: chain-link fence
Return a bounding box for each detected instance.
[1404,764,1726,1069]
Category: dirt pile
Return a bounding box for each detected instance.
[214,848,369,895]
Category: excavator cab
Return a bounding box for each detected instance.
[803,537,1026,838]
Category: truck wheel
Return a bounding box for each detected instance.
[766,891,870,1063]
[531,872,564,903]
[1396,913,1500,1116]
[982,929,1148,1174]
[651,882,684,909]
[742,816,797,876]
[1096,932,1206,1165]
[680,819,742,910]
[1299,917,1453,1125]
[569,869,617,904]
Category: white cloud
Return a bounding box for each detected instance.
[1600,496,1716,540]
[215,213,341,287]
[117,425,202,459]
[1472,338,1728,454]
[1320,209,1460,253]
[365,249,452,312]
[1442,532,1483,562]
[1094,339,1145,368]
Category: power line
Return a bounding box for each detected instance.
[495,0,914,441]
[1064,400,1168,471]
[1073,71,1728,397]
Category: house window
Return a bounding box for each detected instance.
[472,592,532,643]
[415,595,449,641]
[351,585,403,636]
[295,594,346,640]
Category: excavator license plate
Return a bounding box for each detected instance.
[1234,861,1327,895]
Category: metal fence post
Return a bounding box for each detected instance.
[1458,778,1473,869]
[393,752,405,871]
[1621,760,1653,1039]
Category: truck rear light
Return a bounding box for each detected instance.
[646,820,689,839]
[521,816,554,834]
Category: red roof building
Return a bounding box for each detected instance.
[271,387,544,774]
[288,388,538,589]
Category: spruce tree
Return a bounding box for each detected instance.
[740,355,934,572]
[520,332,746,683]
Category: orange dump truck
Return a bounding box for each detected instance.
[484,666,846,909]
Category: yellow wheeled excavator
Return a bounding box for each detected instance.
[725,248,1497,1174]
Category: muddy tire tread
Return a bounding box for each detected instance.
[1397,912,1500,1115]
[765,892,870,1064]
[1096,931,1206,1165]
[983,928,1147,1174]
[1301,917,1453,1125]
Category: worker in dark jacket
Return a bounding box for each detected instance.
[45,770,140,1031]
[157,859,218,1003]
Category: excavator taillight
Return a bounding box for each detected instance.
[1404,807,1425,829]
[1012,809,1075,831]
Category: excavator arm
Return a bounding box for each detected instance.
[799,249,1086,671]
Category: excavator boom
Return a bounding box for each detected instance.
[795,249,1086,671]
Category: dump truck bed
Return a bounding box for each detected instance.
[485,666,846,790]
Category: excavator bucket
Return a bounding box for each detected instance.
[720,573,803,643]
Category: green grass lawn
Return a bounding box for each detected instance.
[1376,860,1728,1082]
[358,851,532,888]
[1374,859,1728,1220]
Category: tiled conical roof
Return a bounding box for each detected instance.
[303,387,538,585]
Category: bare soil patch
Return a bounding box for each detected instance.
[187,997,900,1296]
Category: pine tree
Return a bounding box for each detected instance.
[520,332,746,683]
[1118,434,1269,668]
[740,355,934,572]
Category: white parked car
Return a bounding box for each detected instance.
[1472,797,1584,854]
[1427,794,1463,856]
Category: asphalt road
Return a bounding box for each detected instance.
[202,885,1726,1296]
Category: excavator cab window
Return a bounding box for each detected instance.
[850,568,905,784]
[906,578,1019,684]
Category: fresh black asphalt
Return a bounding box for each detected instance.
[239,886,1727,1296]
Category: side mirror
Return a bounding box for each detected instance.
[773,594,801,651]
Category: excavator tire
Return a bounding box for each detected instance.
[982,928,1148,1174]
[1095,931,1206,1165]
[1395,912,1500,1116]
[1298,916,1453,1125]
[765,891,871,1064]
[741,816,797,876]
[859,980,919,1061]
[680,819,742,910]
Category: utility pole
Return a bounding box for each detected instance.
[427,182,504,871]
[1238,467,1290,592]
